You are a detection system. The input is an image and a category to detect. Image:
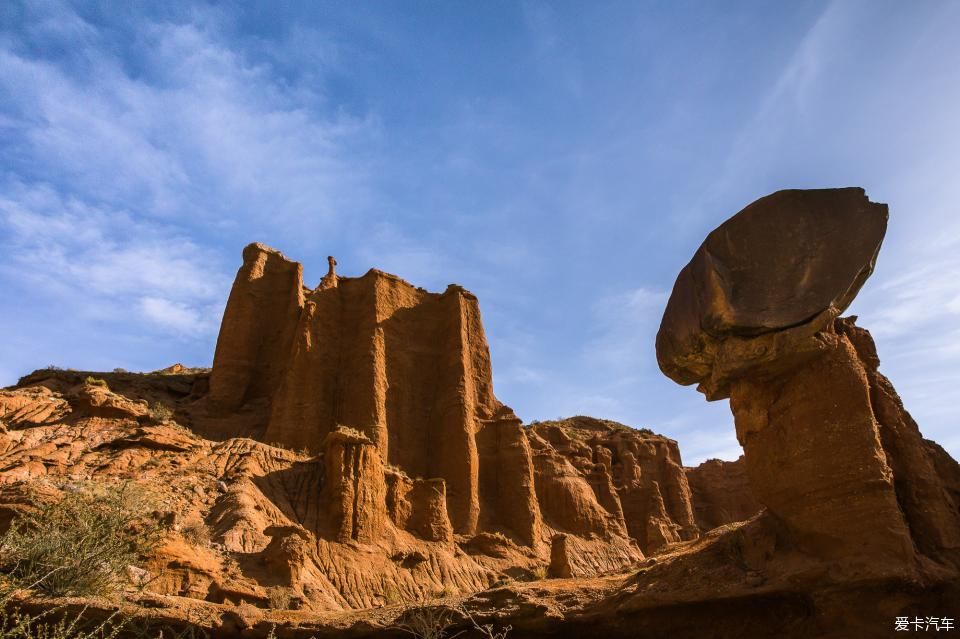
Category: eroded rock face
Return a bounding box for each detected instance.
[685,457,760,532]
[657,188,960,574]
[208,244,304,414]
[528,416,710,554]
[0,244,773,619]
[323,427,387,544]
[198,245,766,575]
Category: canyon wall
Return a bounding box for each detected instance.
[198,244,758,577]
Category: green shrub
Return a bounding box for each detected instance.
[0,481,168,597]
[83,377,108,389]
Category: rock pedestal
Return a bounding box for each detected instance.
[656,188,960,572]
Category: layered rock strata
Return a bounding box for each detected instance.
[0,244,764,616]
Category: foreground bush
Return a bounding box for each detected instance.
[0,606,127,639]
[0,481,168,597]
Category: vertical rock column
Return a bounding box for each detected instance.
[476,413,543,547]
[323,427,387,544]
[208,243,304,414]
[431,286,486,535]
[210,246,541,545]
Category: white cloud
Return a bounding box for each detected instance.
[0,179,226,332]
[0,2,379,357]
[585,286,667,371]
[0,4,376,236]
[139,296,217,337]
[859,253,960,339]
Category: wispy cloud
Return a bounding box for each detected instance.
[139,296,219,337]
[0,179,225,331]
[0,1,378,371]
[586,286,667,373]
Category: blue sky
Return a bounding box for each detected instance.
[1,1,958,464]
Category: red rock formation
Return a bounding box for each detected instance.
[548,534,573,578]
[657,187,887,400]
[656,187,960,574]
[405,478,455,543]
[684,457,760,532]
[322,427,387,544]
[208,244,303,415]
[4,207,958,635]
[245,263,497,536]
[476,412,543,547]
[199,245,643,590]
[529,417,705,554]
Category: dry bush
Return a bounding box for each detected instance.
[266,586,293,610]
[0,606,128,639]
[393,605,458,639]
[382,585,402,606]
[148,403,174,423]
[0,481,168,597]
[454,604,511,639]
[432,585,456,599]
[180,519,211,547]
[392,602,512,639]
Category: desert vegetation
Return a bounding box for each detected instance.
[0,481,184,638]
[0,481,167,597]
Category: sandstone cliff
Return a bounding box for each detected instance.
[631,187,960,637]
[684,457,759,533]
[0,246,763,619]
[198,245,651,566]
[529,416,705,554]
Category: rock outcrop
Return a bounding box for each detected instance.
[208,244,303,415]
[196,246,658,598]
[685,457,759,532]
[0,246,768,616]
[528,417,708,554]
[207,244,529,540]
[656,187,960,574]
[323,427,387,544]
[656,188,887,400]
